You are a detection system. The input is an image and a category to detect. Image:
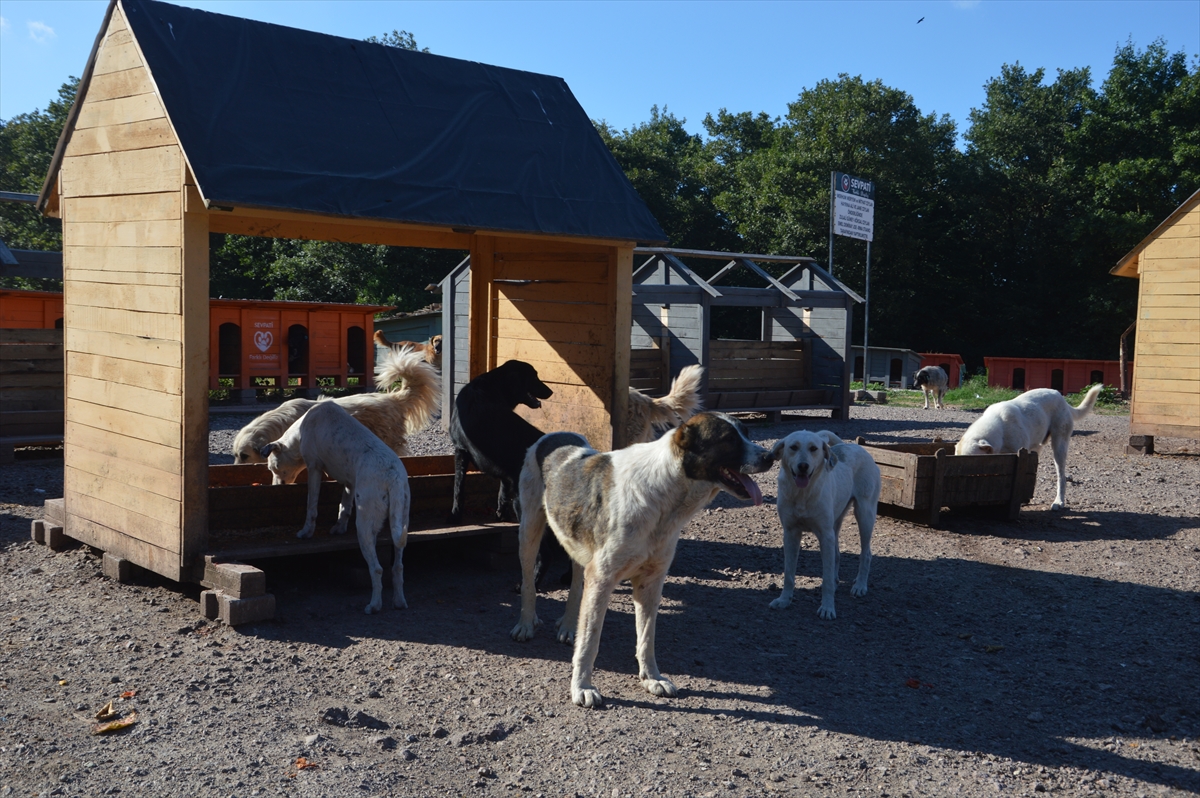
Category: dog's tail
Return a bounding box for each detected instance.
[374,346,442,436]
[373,329,395,349]
[1069,383,1104,421]
[640,364,705,428]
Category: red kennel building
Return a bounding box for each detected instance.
[209,298,392,397]
[984,356,1123,394]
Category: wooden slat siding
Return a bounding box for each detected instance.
[0,328,61,344]
[497,297,610,328]
[180,189,211,567]
[66,464,179,527]
[86,67,155,103]
[67,218,181,249]
[92,39,142,77]
[1137,319,1200,335]
[1131,420,1200,438]
[496,280,609,305]
[65,487,178,555]
[0,358,62,375]
[0,329,64,428]
[498,338,609,369]
[68,118,178,158]
[494,256,609,283]
[495,316,611,347]
[68,352,181,394]
[62,147,182,197]
[1139,294,1200,313]
[1137,366,1200,382]
[64,245,180,273]
[65,192,180,222]
[67,270,181,288]
[67,327,181,368]
[1143,235,1199,260]
[0,387,64,409]
[3,372,63,389]
[1132,379,1200,396]
[64,280,181,315]
[68,514,181,578]
[66,421,179,475]
[69,373,182,422]
[69,446,182,502]
[75,93,167,131]
[1141,273,1200,290]
[70,398,180,448]
[1132,400,1200,419]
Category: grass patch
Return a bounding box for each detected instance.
[942,374,1020,410]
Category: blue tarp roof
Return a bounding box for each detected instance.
[116,0,666,243]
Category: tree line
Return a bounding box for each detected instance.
[2,34,1195,369]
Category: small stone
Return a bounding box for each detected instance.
[1034,782,1047,792]
[401,748,417,761]
[1027,712,1043,723]
[406,734,418,743]
[368,734,396,750]
[320,706,350,727]
[430,726,449,738]
[303,734,321,746]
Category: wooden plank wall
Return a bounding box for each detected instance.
[1131,204,1200,438]
[797,272,849,393]
[472,238,629,449]
[0,328,64,438]
[58,6,195,580]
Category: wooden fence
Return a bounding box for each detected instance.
[0,328,64,463]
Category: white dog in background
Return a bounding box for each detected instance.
[955,384,1103,510]
[261,401,411,614]
[770,430,881,620]
[913,365,949,410]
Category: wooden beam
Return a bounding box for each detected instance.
[181,175,210,569]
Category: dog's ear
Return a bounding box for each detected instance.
[769,439,785,461]
[823,441,835,471]
[977,439,994,454]
[259,442,278,459]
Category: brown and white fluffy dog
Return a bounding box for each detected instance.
[625,364,705,444]
[374,329,442,370]
[231,347,440,466]
[511,412,776,708]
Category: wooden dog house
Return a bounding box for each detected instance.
[37,0,665,582]
[1111,189,1200,452]
[984,356,1124,394]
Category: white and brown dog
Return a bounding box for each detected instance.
[625,364,705,444]
[771,430,881,620]
[955,384,1102,510]
[913,365,949,410]
[511,412,775,708]
[261,400,411,615]
[232,346,440,465]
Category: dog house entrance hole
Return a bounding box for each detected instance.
[287,324,309,377]
[1051,369,1064,393]
[347,326,367,375]
[1090,369,1104,385]
[1011,368,1026,391]
[889,358,903,386]
[218,322,241,376]
[854,355,864,380]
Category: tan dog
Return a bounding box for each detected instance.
[625,364,704,444]
[231,346,440,465]
[374,329,442,370]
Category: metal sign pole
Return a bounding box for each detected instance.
[828,172,836,277]
[864,239,871,387]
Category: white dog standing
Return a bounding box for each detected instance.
[955,385,1102,510]
[771,430,881,620]
[913,365,949,410]
[261,401,411,614]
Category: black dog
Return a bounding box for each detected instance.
[448,360,554,524]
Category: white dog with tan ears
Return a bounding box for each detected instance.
[955,384,1103,510]
[261,400,411,614]
[770,430,881,620]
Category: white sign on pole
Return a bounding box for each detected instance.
[832,171,875,242]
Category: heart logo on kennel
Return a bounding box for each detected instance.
[254,330,273,352]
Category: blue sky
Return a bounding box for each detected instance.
[2,0,1197,145]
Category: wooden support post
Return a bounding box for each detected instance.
[1007,448,1032,521]
[30,519,45,544]
[928,448,947,528]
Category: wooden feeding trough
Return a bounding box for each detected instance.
[854,438,1039,527]
[33,0,666,611]
[206,457,509,563]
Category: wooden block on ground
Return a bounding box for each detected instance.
[43,497,65,527]
[217,592,275,626]
[31,519,45,544]
[102,552,135,583]
[45,524,68,552]
[1126,435,1155,455]
[202,558,267,598]
[200,589,220,620]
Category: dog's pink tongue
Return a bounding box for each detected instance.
[737,472,763,505]
[794,474,810,489]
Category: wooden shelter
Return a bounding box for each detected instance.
[37,0,665,582]
[1111,189,1200,452]
[851,345,923,389]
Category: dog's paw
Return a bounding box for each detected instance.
[571,685,604,708]
[296,526,315,539]
[364,600,383,615]
[510,617,542,642]
[555,625,576,645]
[769,596,792,609]
[851,580,869,598]
[392,591,407,610]
[817,603,837,620]
[331,521,349,535]
[1051,500,1065,510]
[641,677,678,698]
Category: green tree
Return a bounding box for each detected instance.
[0,78,77,289]
[363,29,428,52]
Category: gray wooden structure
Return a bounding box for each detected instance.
[852,345,925,388]
[632,248,862,419]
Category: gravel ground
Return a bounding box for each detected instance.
[1,400,1198,798]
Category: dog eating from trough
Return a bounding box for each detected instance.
[448,360,554,524]
[770,430,882,620]
[510,412,775,708]
[261,401,411,615]
[955,384,1103,510]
